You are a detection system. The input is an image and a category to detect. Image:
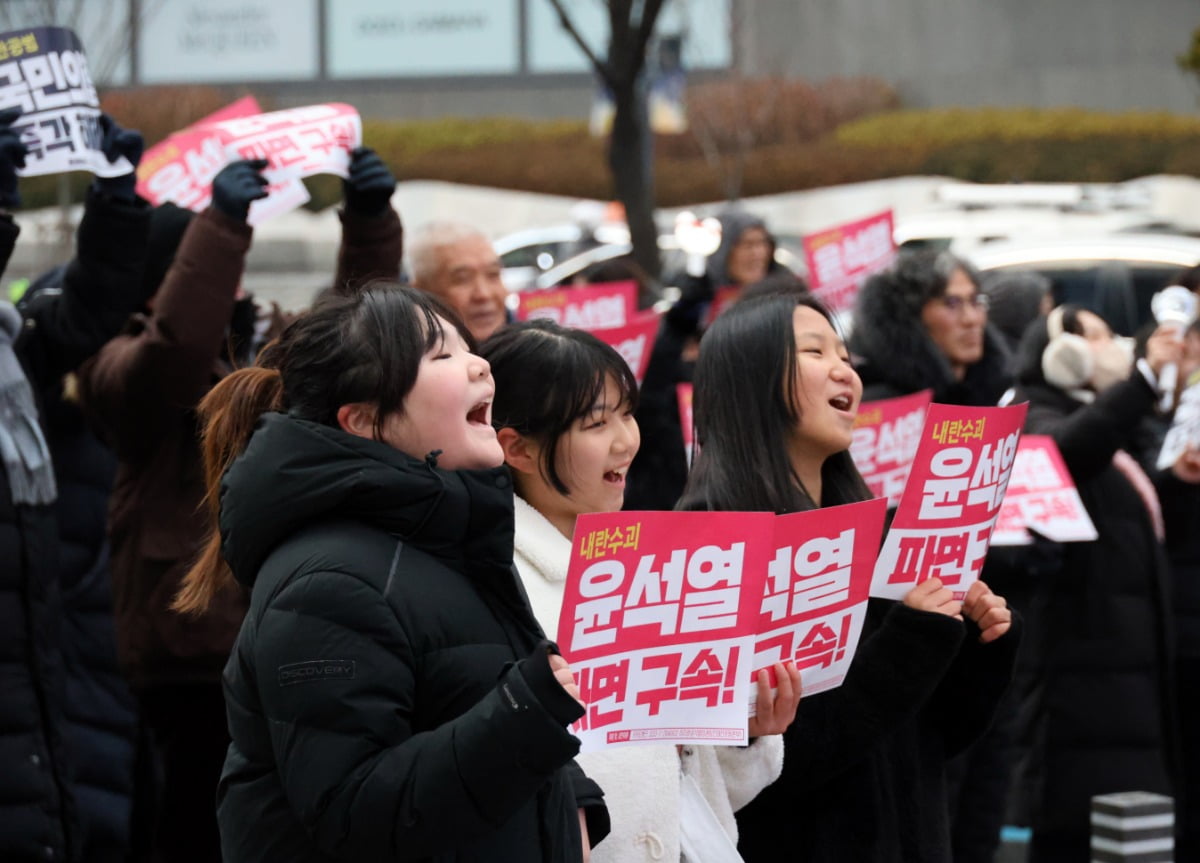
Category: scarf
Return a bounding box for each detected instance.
[0,301,56,505]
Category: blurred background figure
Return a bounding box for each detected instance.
[408,220,509,342]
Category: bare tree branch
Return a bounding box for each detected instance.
[546,0,614,87]
[633,0,666,56]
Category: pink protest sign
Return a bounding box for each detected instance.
[803,210,896,315]
[849,390,932,508]
[136,96,267,211]
[676,383,694,466]
[991,435,1097,546]
[515,280,638,329]
[213,103,362,224]
[558,511,774,751]
[870,403,1028,601]
[752,498,886,699]
[592,310,660,385]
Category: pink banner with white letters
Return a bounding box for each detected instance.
[136,96,269,212]
[592,310,661,386]
[515,280,638,329]
[751,498,886,699]
[991,435,1097,546]
[870,403,1028,601]
[849,390,933,508]
[558,511,773,751]
[803,210,896,315]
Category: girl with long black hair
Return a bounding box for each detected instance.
[680,292,1020,863]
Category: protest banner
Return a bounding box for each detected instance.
[0,26,130,178]
[870,402,1028,600]
[592,310,661,385]
[849,390,932,508]
[992,435,1098,546]
[515,280,637,329]
[558,510,774,751]
[135,96,277,211]
[751,498,886,699]
[803,210,896,316]
[212,103,361,224]
[677,383,695,466]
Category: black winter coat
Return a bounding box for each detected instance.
[735,600,1021,863]
[1,188,150,863]
[216,414,607,862]
[1002,369,1177,850]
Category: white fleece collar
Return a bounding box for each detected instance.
[513,494,573,584]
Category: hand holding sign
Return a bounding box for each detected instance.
[747,661,801,738]
[343,146,395,217]
[902,577,963,621]
[94,114,143,202]
[212,159,269,223]
[0,107,27,209]
[550,652,585,708]
[962,581,1011,643]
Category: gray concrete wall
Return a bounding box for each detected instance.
[738,0,1199,112]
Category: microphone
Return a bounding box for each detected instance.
[1150,285,1198,412]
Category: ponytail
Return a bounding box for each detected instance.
[174,366,283,615]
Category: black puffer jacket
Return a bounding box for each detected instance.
[1,187,150,863]
[850,272,1012,406]
[216,414,607,862]
[735,599,1021,863]
[1001,320,1177,857]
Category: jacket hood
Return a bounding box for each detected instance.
[706,210,778,285]
[850,272,1012,405]
[219,412,515,588]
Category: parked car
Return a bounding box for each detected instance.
[967,233,1200,335]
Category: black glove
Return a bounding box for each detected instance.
[93,113,144,202]
[342,146,395,217]
[0,106,28,210]
[211,158,269,222]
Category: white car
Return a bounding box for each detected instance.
[967,233,1200,335]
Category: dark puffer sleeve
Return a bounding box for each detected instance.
[253,568,585,860]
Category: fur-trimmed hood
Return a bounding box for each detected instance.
[849,273,1013,406]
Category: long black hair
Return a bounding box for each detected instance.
[677,292,871,514]
[481,319,638,496]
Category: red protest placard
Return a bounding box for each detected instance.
[849,390,932,508]
[752,498,886,698]
[515,280,638,330]
[558,511,773,751]
[870,403,1028,600]
[676,383,695,466]
[991,435,1097,546]
[592,310,660,385]
[804,210,896,315]
[135,96,264,211]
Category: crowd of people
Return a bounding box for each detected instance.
[3,103,1199,863]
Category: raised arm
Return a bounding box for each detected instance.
[332,147,402,294]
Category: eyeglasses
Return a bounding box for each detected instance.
[937,293,989,314]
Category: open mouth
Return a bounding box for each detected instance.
[828,394,854,412]
[466,400,491,426]
[603,467,628,485]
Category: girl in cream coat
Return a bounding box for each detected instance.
[482,320,797,862]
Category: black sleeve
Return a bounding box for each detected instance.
[1029,373,1157,482]
[776,601,966,789]
[562,759,611,848]
[15,186,150,387]
[926,608,1024,756]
